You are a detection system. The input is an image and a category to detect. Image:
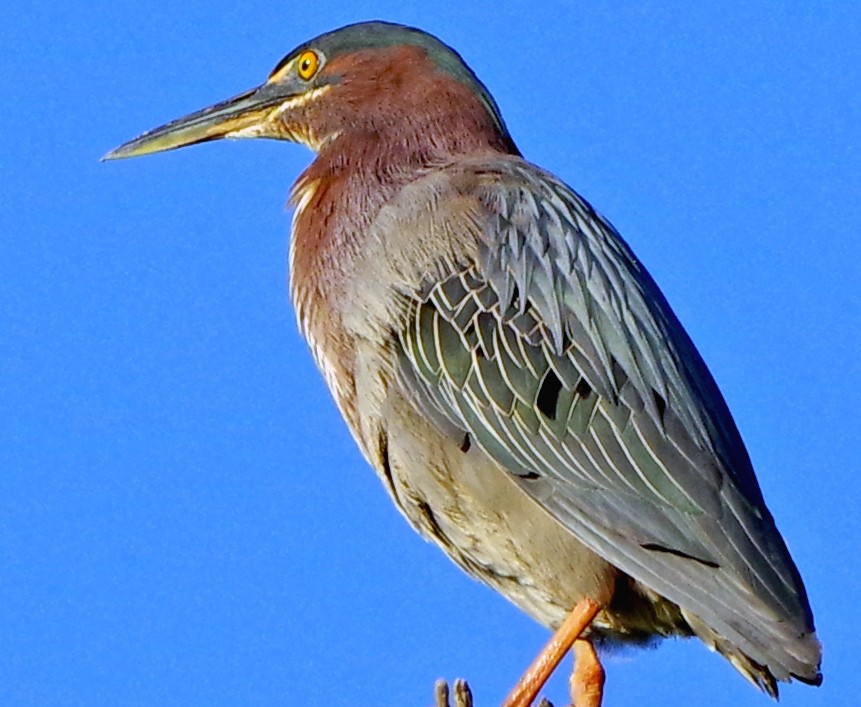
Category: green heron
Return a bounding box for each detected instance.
[105,21,822,706]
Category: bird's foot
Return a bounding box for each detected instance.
[434,679,556,707]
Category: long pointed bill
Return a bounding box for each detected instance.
[102,82,291,161]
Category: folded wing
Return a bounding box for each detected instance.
[396,157,821,690]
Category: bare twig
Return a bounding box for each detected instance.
[435,678,474,707]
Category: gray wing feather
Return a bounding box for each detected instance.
[398,159,820,687]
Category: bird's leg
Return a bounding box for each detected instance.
[570,639,604,707]
[501,597,602,707]
[435,679,557,707]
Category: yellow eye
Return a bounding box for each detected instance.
[297,50,319,80]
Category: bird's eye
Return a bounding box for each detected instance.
[297,50,320,80]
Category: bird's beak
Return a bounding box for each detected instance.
[102,82,294,161]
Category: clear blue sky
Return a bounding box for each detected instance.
[2,2,858,705]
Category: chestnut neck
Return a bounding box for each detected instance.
[288,54,516,390]
[299,44,515,228]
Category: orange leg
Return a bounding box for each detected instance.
[571,639,604,707]
[501,598,602,707]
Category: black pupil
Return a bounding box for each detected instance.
[302,58,311,73]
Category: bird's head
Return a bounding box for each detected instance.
[104,21,517,162]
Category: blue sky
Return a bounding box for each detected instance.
[2,2,859,705]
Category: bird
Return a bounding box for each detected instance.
[104,21,822,706]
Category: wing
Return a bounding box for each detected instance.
[396,157,820,687]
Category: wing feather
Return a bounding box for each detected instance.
[396,157,820,686]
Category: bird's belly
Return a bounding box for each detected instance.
[382,386,618,630]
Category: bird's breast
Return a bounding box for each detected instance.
[287,167,406,455]
[288,175,356,420]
